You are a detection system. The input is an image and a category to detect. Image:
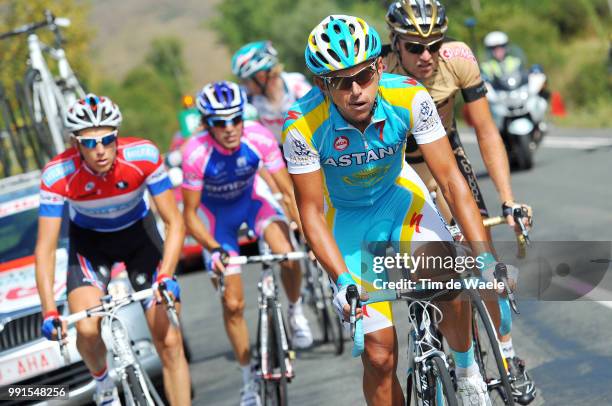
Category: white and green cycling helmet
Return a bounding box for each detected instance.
[232,41,279,79]
[305,15,382,76]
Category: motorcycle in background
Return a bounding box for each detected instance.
[484,64,549,170]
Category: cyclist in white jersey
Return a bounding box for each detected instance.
[232,41,312,143]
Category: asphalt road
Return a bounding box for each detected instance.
[179,126,612,406]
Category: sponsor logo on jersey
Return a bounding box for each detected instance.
[123,144,159,163]
[334,136,349,151]
[42,160,76,187]
[85,181,95,192]
[236,156,247,167]
[116,181,129,189]
[440,46,477,63]
[323,144,402,167]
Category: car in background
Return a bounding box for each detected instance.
[0,171,162,405]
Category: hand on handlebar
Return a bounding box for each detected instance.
[332,273,368,323]
[477,252,518,293]
[208,246,229,275]
[41,310,67,342]
[153,273,181,303]
[502,201,533,235]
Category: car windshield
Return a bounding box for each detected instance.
[0,206,68,264]
[0,208,38,263]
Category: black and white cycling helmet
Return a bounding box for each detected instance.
[65,93,122,133]
[484,31,509,48]
[386,0,448,38]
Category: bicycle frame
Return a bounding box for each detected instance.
[62,289,165,406]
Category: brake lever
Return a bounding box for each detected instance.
[53,319,71,364]
[513,207,531,246]
[346,285,360,339]
[158,281,180,328]
[494,263,520,314]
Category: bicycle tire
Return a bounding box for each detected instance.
[407,355,458,406]
[124,364,150,406]
[263,297,288,406]
[14,81,46,168]
[0,87,28,173]
[468,289,515,406]
[22,68,61,158]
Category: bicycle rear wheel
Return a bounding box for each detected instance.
[22,68,63,157]
[305,258,344,355]
[0,86,28,173]
[15,81,47,168]
[468,289,515,405]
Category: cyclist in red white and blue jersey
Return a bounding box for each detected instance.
[181,81,312,406]
[35,94,191,406]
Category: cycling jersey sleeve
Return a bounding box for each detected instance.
[411,90,446,145]
[443,42,487,103]
[39,190,66,217]
[283,129,320,174]
[181,137,206,191]
[244,121,285,174]
[39,158,74,217]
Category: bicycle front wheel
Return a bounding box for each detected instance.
[124,364,150,406]
[261,298,288,406]
[409,355,458,406]
[468,289,515,405]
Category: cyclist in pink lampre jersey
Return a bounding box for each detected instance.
[232,41,312,143]
[35,94,191,406]
[181,81,313,406]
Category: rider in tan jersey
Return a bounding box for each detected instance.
[383,1,536,404]
[384,39,490,221]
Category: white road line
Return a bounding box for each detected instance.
[551,274,612,310]
[459,133,612,150]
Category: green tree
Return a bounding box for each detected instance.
[145,37,189,101]
[0,0,92,91]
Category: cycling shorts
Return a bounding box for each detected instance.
[329,165,452,335]
[201,176,286,276]
[66,211,164,309]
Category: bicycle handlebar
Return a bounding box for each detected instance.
[63,288,153,325]
[0,10,68,41]
[225,251,309,265]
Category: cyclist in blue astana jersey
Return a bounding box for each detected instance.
[283,15,516,405]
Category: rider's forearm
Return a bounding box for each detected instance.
[158,215,185,278]
[475,124,514,203]
[300,209,348,282]
[34,244,57,314]
[440,172,491,253]
[183,209,219,251]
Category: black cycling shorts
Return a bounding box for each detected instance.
[66,212,164,299]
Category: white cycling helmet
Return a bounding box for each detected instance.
[65,93,122,133]
[484,31,509,48]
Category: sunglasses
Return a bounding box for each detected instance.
[322,60,378,91]
[402,39,444,55]
[207,114,243,128]
[73,131,118,149]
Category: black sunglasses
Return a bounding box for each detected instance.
[403,39,444,55]
[207,115,243,128]
[322,60,378,91]
[73,131,118,149]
